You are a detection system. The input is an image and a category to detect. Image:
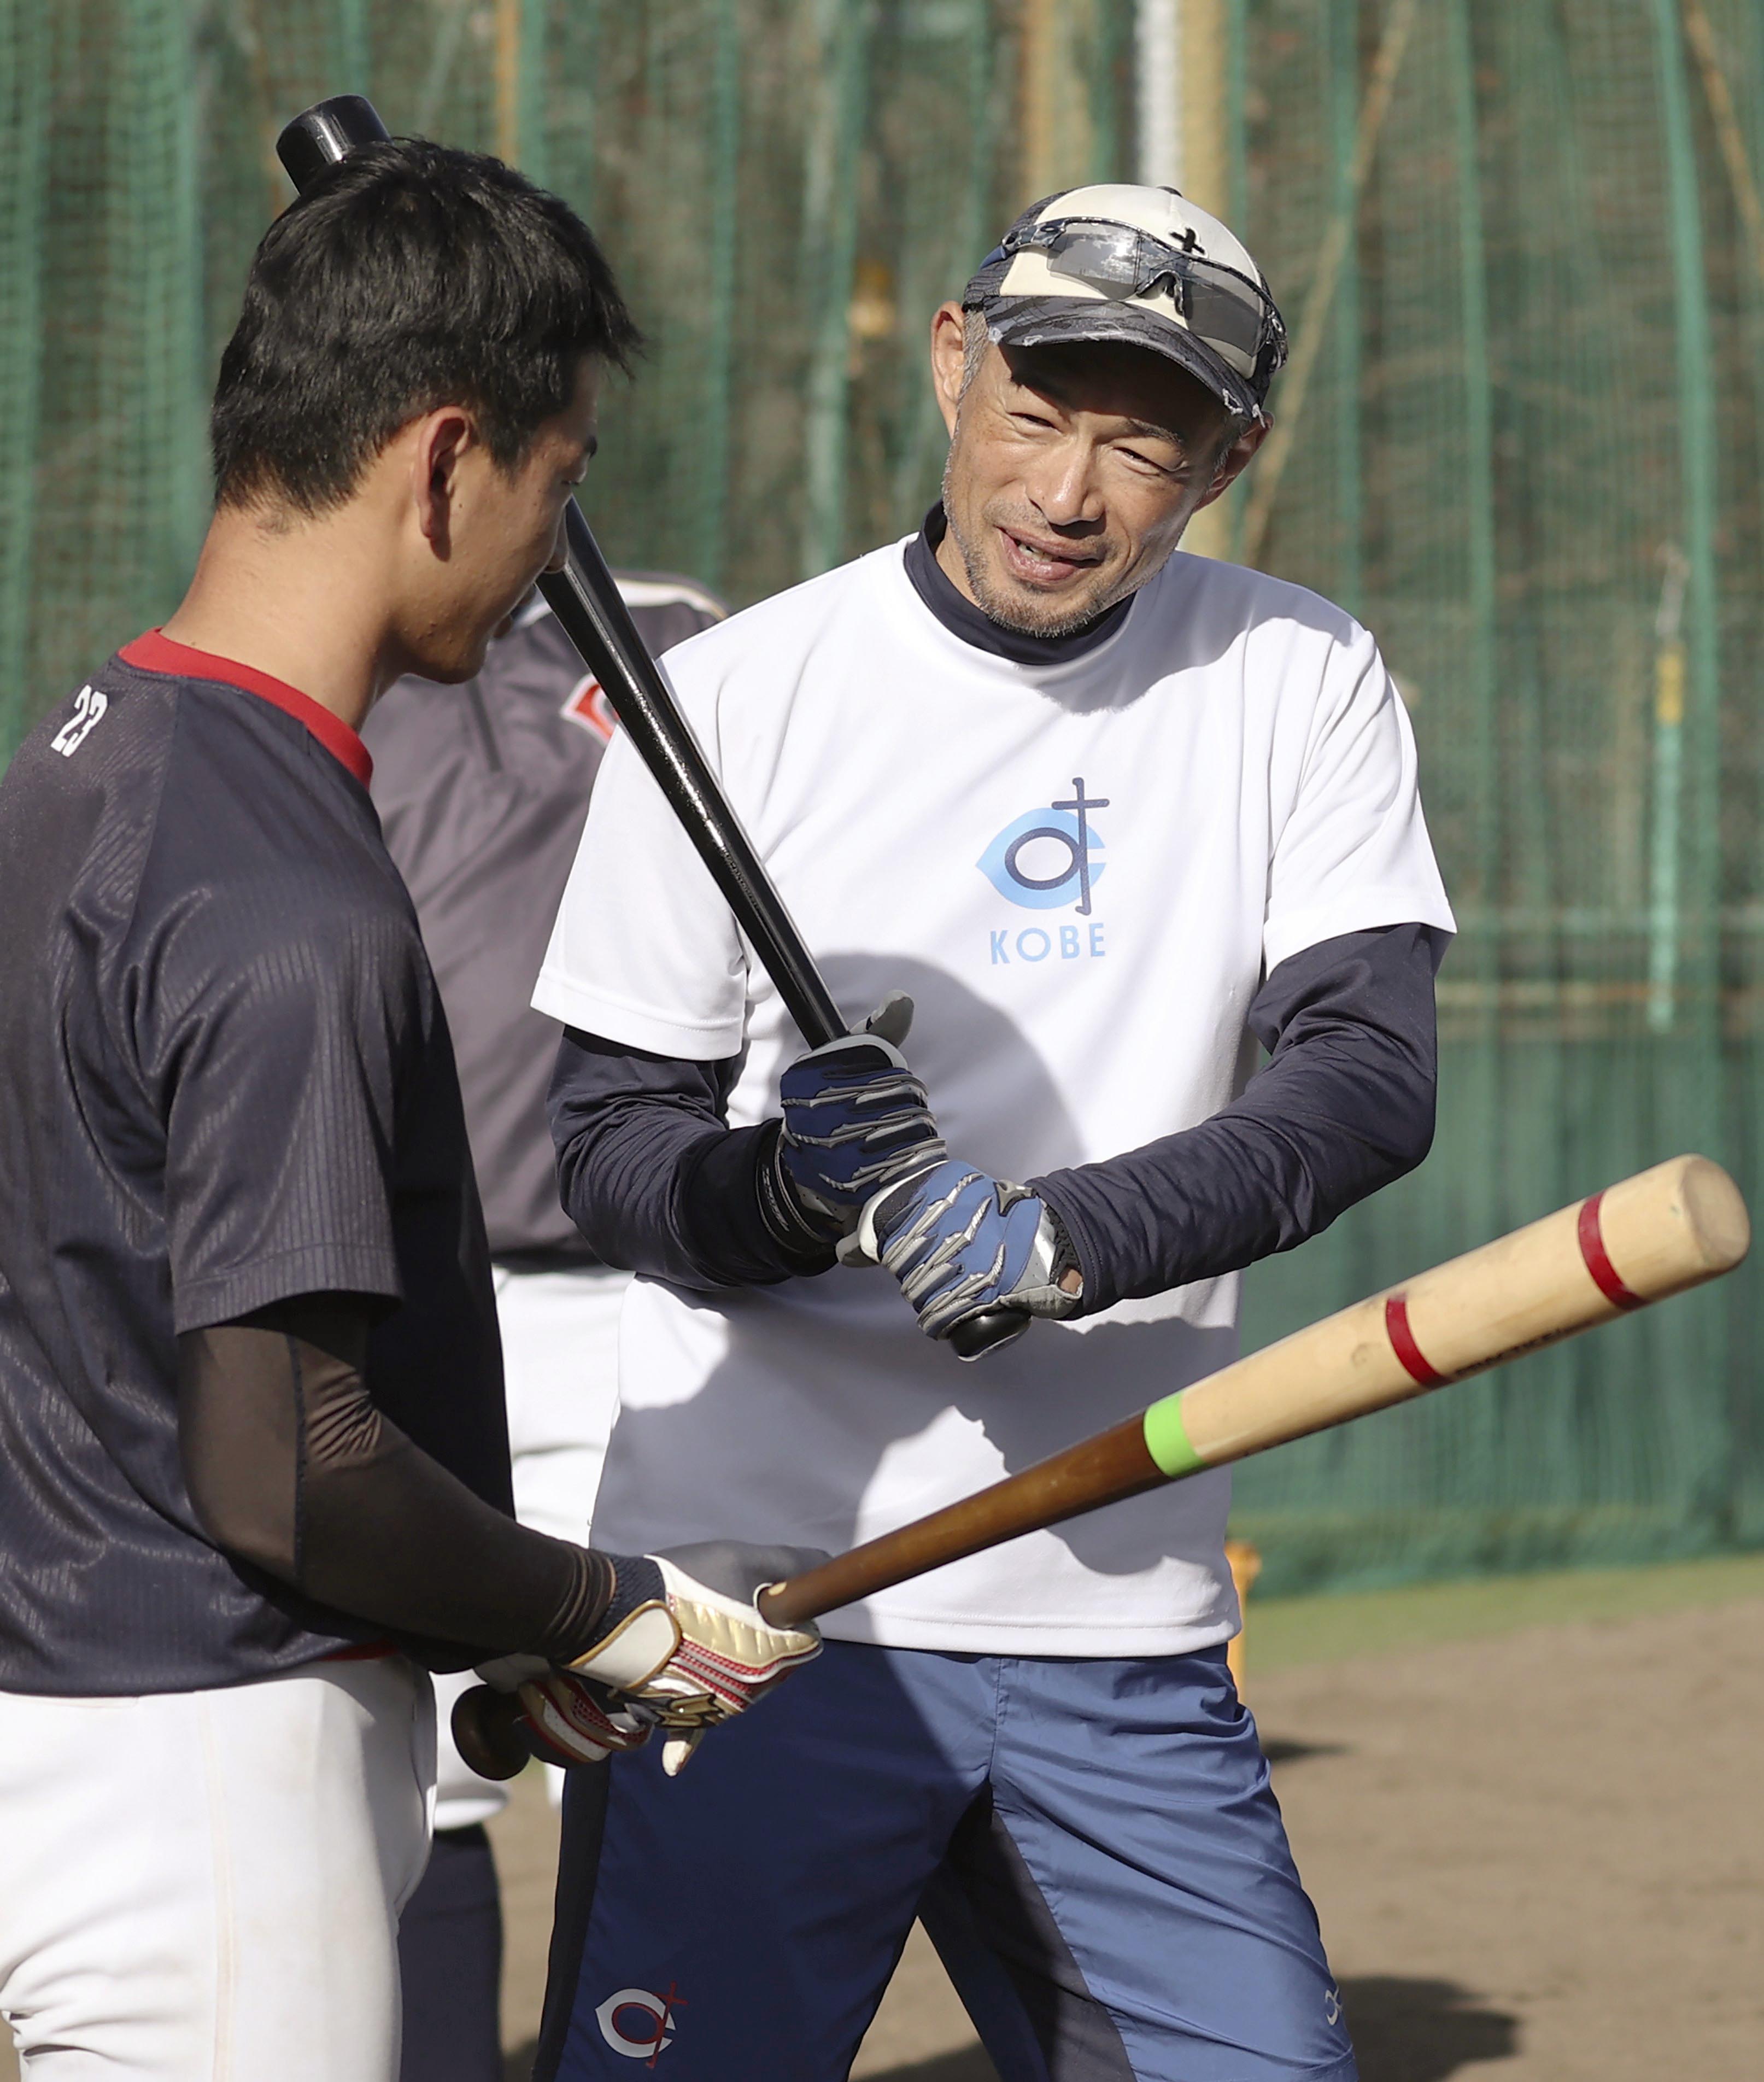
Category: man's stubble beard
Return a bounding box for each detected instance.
[939,455,1138,641]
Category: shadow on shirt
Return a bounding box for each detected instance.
[589,952,1242,1589]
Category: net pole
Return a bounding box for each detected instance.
[1135,0,1180,187]
[112,0,206,641]
[694,0,740,592]
[1173,0,1232,561]
[1651,0,1730,1536]
[496,0,519,162]
[1237,0,1415,569]
[1681,0,1764,286]
[1446,0,1497,907]
[889,0,994,527]
[800,0,869,579]
[1444,0,1505,1498]
[494,0,547,176]
[1089,0,1128,185]
[335,0,371,89]
[1224,0,1248,226]
[1222,0,1248,557]
[1328,0,1363,617]
[1021,0,1097,197]
[1710,0,1764,554]
[1649,0,1721,1050]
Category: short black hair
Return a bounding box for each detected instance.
[212,138,641,513]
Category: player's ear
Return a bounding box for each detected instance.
[930,302,968,435]
[409,406,475,551]
[1194,414,1269,511]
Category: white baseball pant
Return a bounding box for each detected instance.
[0,1655,433,2080]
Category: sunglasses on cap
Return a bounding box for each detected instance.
[1000,217,1288,374]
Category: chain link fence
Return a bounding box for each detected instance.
[2,0,1760,1590]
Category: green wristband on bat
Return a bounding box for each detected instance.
[1141,1391,1207,1479]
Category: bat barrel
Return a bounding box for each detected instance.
[1160,1152,1749,1478]
[760,1155,1749,1626]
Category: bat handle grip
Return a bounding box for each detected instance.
[947,1306,1030,1361]
[451,1684,532,1782]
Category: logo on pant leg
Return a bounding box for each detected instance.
[596,1984,684,2063]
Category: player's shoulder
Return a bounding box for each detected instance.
[124,661,413,956]
[613,569,730,633]
[0,651,182,874]
[1151,552,1375,660]
[655,548,891,693]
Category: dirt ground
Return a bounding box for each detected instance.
[495,1580,1764,2081]
[1,1576,1755,2080]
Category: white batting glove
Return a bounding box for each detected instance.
[493,1542,825,1776]
[477,1665,657,1770]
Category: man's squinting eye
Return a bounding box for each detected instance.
[1120,445,1186,478]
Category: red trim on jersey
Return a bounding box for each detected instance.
[1576,1191,1643,1310]
[120,630,374,787]
[325,1639,397,1662]
[1384,1293,1447,1385]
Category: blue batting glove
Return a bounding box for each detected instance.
[850,1157,1082,1342]
[773,1001,945,1239]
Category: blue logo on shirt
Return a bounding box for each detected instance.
[977,780,1109,914]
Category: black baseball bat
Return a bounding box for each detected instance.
[275,96,1025,1362]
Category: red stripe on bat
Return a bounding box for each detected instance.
[1577,1191,1644,1310]
[1385,1293,1447,1385]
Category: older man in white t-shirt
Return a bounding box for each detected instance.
[530,186,1454,2081]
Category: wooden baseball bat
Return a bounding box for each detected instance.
[451,1154,1747,1776]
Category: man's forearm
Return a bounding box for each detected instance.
[178,1296,614,1663]
[548,1028,833,1288]
[1033,924,1445,1314]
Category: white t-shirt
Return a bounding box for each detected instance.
[533,541,1455,1656]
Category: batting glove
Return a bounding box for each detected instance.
[535,1542,827,1775]
[769,993,945,1241]
[474,1665,658,1771]
[850,1157,1083,1343]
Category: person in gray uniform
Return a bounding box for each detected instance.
[365,575,726,2082]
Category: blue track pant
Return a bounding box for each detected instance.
[535,1639,1357,2081]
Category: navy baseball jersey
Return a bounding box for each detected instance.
[0,631,512,1695]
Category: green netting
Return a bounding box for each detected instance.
[1,1,1760,1594]
[1226,0,1764,1590]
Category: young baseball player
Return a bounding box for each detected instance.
[365,574,726,2082]
[532,186,1455,2079]
[0,142,816,2082]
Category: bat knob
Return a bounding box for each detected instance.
[450,1683,532,1782]
[948,1306,1031,1361]
[276,96,391,192]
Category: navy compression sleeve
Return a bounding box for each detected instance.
[547,1031,835,1289]
[1030,923,1449,1314]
